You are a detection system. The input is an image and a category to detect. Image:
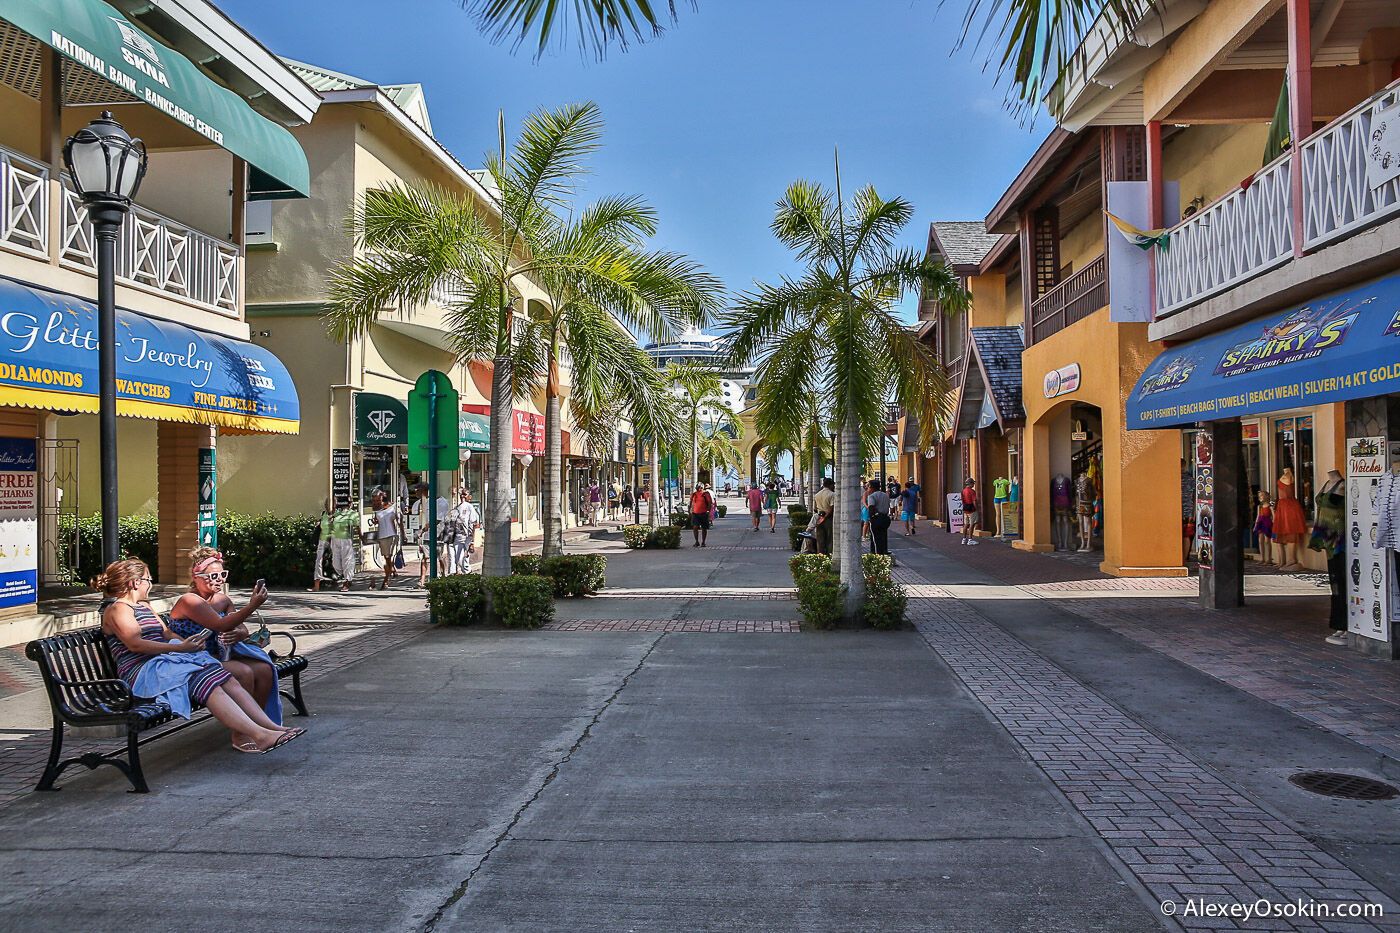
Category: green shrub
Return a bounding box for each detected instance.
[788,510,812,528]
[68,513,160,584]
[511,554,542,576]
[716,504,728,518]
[540,554,606,596]
[215,512,322,587]
[650,526,681,549]
[670,510,692,528]
[787,503,806,515]
[622,524,652,548]
[425,574,486,626]
[788,554,843,630]
[787,524,811,552]
[860,553,906,630]
[486,574,554,629]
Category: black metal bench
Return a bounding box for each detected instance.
[24,621,309,793]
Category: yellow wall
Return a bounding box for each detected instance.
[1016,307,1186,576]
[1163,123,1272,218]
[1060,214,1103,279]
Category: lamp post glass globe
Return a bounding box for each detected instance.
[62,111,147,207]
[63,111,147,566]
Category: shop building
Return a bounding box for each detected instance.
[1054,0,1400,654]
[216,59,573,546]
[0,0,315,640]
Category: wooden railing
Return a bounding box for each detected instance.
[1029,255,1106,345]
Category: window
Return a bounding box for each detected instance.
[245,200,273,246]
[1273,415,1316,522]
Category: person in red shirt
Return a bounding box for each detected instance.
[746,483,764,531]
[961,479,980,545]
[690,483,715,547]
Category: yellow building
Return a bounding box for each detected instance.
[218,59,599,546]
[0,1,316,640]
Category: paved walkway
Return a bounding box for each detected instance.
[1,515,1398,931]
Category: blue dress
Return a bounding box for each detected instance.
[169,609,284,724]
[105,604,232,719]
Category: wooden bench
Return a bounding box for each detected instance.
[25,622,309,793]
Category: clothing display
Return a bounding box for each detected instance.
[1051,475,1071,510]
[1377,471,1400,552]
[1253,503,1274,541]
[1074,473,1094,517]
[1273,477,1307,538]
[992,477,1010,502]
[1008,478,1020,504]
[1307,482,1345,559]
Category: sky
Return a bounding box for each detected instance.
[219,0,1049,323]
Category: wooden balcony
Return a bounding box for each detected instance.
[1029,255,1106,345]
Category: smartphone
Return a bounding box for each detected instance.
[255,578,266,591]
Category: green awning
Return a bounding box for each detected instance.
[0,0,310,197]
[458,412,490,452]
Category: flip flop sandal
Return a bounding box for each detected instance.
[260,729,305,754]
[232,740,260,754]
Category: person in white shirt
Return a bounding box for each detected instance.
[446,488,481,574]
[370,490,400,591]
[410,483,450,586]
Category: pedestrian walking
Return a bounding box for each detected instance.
[587,481,602,525]
[620,484,635,525]
[901,475,921,535]
[690,483,714,547]
[445,488,480,574]
[747,482,764,531]
[308,498,331,592]
[410,484,449,586]
[764,482,780,533]
[961,478,980,545]
[866,480,891,555]
[328,497,357,590]
[812,477,835,555]
[369,490,401,589]
[859,476,870,543]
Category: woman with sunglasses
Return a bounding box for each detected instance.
[168,547,285,726]
[98,559,299,754]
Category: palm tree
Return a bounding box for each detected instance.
[666,361,734,489]
[723,167,968,621]
[458,0,1153,112]
[327,102,673,579]
[521,202,723,557]
[697,420,743,484]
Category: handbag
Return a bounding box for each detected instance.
[394,547,406,570]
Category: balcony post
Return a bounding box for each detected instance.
[1146,121,1163,320]
[39,47,62,265]
[1286,0,1312,258]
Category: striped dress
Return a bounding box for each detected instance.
[105,604,232,712]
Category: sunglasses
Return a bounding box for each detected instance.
[196,570,229,582]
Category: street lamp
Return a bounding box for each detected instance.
[64,112,147,566]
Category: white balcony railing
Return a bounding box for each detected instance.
[1155,154,1293,319]
[0,149,49,260]
[1301,80,1400,251]
[61,182,240,315]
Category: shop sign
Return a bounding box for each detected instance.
[331,448,352,506]
[0,438,37,608]
[1000,504,1021,537]
[197,448,216,548]
[1345,435,1390,641]
[1194,432,1214,569]
[458,412,490,453]
[1071,431,1088,441]
[1043,363,1080,399]
[1365,101,1400,190]
[1242,422,1260,441]
[354,393,407,446]
[617,432,637,465]
[946,493,965,532]
[407,370,459,472]
[462,405,544,456]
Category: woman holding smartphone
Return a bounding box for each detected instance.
[98,559,299,754]
[168,546,286,725]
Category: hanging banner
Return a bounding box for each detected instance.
[1345,436,1390,641]
[197,448,217,548]
[1194,432,1214,568]
[331,448,352,507]
[0,438,38,608]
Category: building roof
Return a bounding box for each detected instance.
[928,222,1003,272]
[283,59,432,134]
[952,326,1025,439]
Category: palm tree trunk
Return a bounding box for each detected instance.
[484,355,514,578]
[541,383,563,558]
[649,438,660,528]
[837,407,864,623]
[809,427,821,513]
[690,420,699,489]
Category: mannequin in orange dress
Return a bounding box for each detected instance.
[1273,466,1308,570]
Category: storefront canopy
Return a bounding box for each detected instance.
[1128,274,1400,430]
[458,411,489,452]
[0,276,299,433]
[952,326,1026,440]
[0,0,310,197]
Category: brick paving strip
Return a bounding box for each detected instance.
[545,619,800,632]
[896,563,1400,931]
[0,612,430,809]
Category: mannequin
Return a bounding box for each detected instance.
[1074,470,1095,552]
[1273,466,1308,570]
[992,476,1010,536]
[1308,469,1346,644]
[1051,473,1073,550]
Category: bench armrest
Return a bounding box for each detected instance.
[266,630,299,658]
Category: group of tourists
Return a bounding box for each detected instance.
[745,482,783,533]
[582,479,640,526]
[861,476,921,554]
[96,549,303,755]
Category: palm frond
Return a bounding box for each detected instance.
[461,0,684,59]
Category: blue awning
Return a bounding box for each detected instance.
[0,277,299,433]
[1128,273,1400,430]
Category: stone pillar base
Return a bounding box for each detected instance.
[1012,540,1053,553]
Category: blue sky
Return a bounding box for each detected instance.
[221,0,1047,321]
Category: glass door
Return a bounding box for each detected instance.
[1242,422,1261,554]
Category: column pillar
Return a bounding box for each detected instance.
[1200,420,1244,610]
[1013,421,1054,552]
[1286,0,1312,257]
[158,423,216,583]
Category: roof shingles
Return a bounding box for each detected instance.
[970,326,1025,424]
[930,221,1003,269]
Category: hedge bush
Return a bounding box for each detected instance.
[650,525,681,549]
[788,510,812,528]
[425,574,486,626]
[69,511,318,586]
[860,553,907,630]
[716,504,727,518]
[787,503,806,515]
[540,554,606,596]
[787,553,905,630]
[788,524,811,552]
[670,510,692,528]
[622,524,652,548]
[486,574,554,628]
[511,554,542,576]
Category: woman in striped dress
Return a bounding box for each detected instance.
[98,560,301,755]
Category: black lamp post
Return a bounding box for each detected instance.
[63,112,148,566]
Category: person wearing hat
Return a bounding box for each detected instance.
[960,478,980,545]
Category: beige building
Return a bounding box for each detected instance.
[0,0,316,641]
[218,59,597,550]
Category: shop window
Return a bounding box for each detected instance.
[1273,416,1316,522]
